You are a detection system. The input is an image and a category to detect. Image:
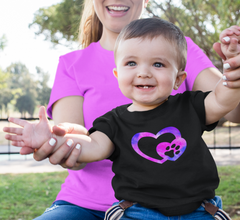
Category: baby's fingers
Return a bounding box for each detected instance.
[227,38,239,58]
[3,127,23,135]
[220,26,240,41]
[5,134,23,142]
[11,140,27,148]
[8,117,29,127]
[20,147,35,155]
[227,26,240,36]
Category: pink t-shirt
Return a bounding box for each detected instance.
[47,37,215,211]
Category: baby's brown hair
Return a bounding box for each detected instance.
[114,18,187,71]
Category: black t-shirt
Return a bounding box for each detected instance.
[89,91,219,216]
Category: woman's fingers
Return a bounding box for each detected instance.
[224,54,240,71]
[33,138,57,161]
[62,144,83,169]
[48,139,74,165]
[49,139,73,165]
[222,67,240,88]
[213,42,226,60]
[48,140,83,169]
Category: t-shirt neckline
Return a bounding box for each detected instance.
[95,41,114,54]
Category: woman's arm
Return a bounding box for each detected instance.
[52,96,85,125]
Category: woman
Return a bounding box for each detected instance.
[22,0,240,219]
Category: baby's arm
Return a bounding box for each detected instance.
[3,106,114,162]
[205,37,240,124]
[61,131,115,163]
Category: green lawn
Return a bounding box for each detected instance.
[0,171,68,220]
[0,166,240,220]
[216,166,240,219]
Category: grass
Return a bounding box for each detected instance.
[0,121,239,219]
[0,167,240,220]
[0,171,68,220]
[216,166,240,219]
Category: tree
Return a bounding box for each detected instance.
[2,63,52,117]
[0,34,7,51]
[0,63,52,117]
[35,67,51,106]
[29,0,84,46]
[30,0,240,69]
[0,68,9,90]
[145,0,240,69]
[15,94,36,118]
[0,69,13,117]
[6,63,38,117]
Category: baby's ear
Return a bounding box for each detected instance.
[174,71,187,90]
[113,68,118,78]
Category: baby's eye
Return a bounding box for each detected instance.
[127,61,136,66]
[154,62,163,68]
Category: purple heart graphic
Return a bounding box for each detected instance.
[131,127,186,164]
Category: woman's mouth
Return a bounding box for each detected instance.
[106,6,130,13]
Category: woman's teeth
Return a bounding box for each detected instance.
[107,6,129,11]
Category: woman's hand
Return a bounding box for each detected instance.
[213,25,240,88]
[211,25,240,123]
[34,123,89,170]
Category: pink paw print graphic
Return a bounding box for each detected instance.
[131,127,187,164]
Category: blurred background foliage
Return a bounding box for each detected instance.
[0,63,51,118]
[1,0,240,117]
[29,0,240,67]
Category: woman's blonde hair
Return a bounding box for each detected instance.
[78,0,103,48]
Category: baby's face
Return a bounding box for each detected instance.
[114,36,185,111]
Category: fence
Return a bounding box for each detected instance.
[1,118,240,161]
[0,117,54,160]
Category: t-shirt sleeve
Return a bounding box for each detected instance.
[190,91,218,132]
[47,55,83,118]
[185,37,216,91]
[89,110,119,160]
[89,110,116,140]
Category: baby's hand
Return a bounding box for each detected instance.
[221,35,240,60]
[3,106,52,149]
[213,25,240,60]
